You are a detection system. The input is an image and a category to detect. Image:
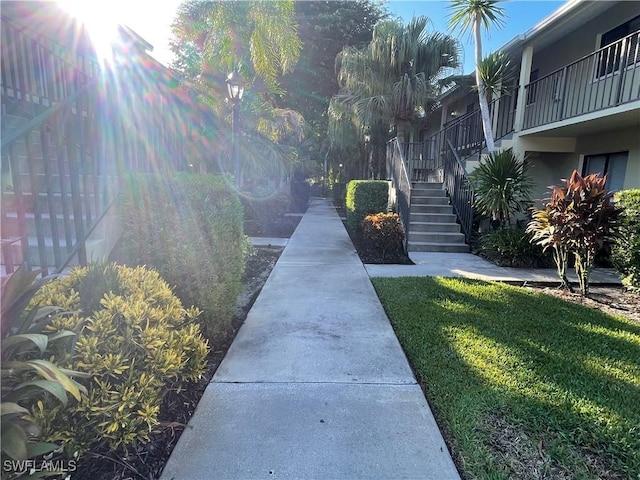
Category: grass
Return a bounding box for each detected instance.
[372,277,640,480]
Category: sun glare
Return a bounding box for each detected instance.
[57,0,121,61]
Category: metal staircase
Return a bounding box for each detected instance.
[388,95,515,252]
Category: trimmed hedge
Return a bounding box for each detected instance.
[345,180,389,231]
[613,189,640,291]
[119,173,250,340]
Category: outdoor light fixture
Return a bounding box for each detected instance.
[226,69,245,186]
[226,69,245,102]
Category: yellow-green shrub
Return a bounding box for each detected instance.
[30,263,209,456]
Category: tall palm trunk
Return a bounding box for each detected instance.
[473,15,495,154]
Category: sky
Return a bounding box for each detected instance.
[64,0,567,75]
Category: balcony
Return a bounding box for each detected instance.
[522,30,640,133]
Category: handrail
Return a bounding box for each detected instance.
[386,138,412,252]
[54,196,118,275]
[405,94,514,183]
[1,79,99,150]
[444,138,474,242]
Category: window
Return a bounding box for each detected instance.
[597,15,640,77]
[583,151,628,191]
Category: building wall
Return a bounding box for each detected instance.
[530,2,640,78]
[575,127,640,190]
[528,152,579,204]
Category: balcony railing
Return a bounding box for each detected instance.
[523,30,640,130]
[404,95,515,182]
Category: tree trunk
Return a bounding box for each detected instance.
[474,16,495,154]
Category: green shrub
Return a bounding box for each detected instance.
[476,227,553,268]
[241,191,291,235]
[612,189,640,291]
[362,213,405,259]
[119,173,250,340]
[345,180,389,231]
[30,263,209,456]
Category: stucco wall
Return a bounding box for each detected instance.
[530,2,640,78]
[576,127,640,190]
[528,152,579,205]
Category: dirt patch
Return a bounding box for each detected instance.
[524,285,640,325]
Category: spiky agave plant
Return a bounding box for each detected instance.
[470,147,534,228]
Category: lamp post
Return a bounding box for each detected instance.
[226,69,245,187]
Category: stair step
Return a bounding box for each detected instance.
[409,222,461,233]
[411,195,449,205]
[409,212,457,223]
[408,231,466,243]
[410,204,454,214]
[408,242,470,253]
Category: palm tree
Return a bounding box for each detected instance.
[329,17,461,178]
[170,0,305,184]
[448,0,506,154]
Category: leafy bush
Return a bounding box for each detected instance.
[528,170,622,296]
[119,173,250,340]
[469,148,533,227]
[30,263,209,456]
[241,191,291,235]
[345,180,389,232]
[612,189,640,291]
[476,227,553,268]
[362,213,405,259]
[1,266,86,468]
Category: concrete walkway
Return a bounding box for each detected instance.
[161,198,460,480]
[366,252,621,284]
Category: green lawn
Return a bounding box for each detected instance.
[372,277,640,480]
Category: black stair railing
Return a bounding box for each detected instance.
[386,138,412,252]
[444,138,474,243]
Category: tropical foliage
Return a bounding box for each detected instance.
[329,17,461,178]
[469,148,533,227]
[345,180,389,232]
[1,266,86,470]
[30,263,209,456]
[277,1,386,178]
[528,170,622,296]
[119,173,250,340]
[612,189,640,291]
[170,0,306,184]
[449,0,507,153]
[362,213,405,259]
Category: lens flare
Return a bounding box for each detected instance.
[56,0,120,63]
